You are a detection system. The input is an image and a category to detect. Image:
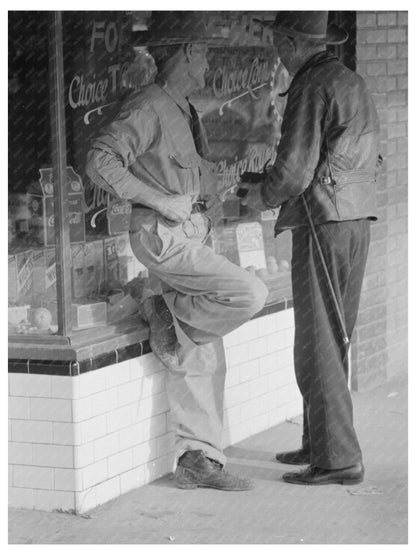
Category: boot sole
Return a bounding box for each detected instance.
[176,482,254,491]
[283,475,364,486]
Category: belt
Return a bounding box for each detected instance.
[131,201,207,213]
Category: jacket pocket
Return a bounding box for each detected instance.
[168,152,202,195]
[168,152,202,169]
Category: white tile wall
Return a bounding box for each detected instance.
[32,444,74,468]
[8,397,30,420]
[9,374,52,398]
[11,419,54,444]
[82,459,108,490]
[53,422,79,446]
[33,489,75,513]
[104,359,131,389]
[94,476,121,508]
[79,414,107,444]
[75,488,97,514]
[54,468,82,492]
[13,465,54,490]
[73,443,95,469]
[118,421,145,451]
[8,308,299,514]
[9,442,33,465]
[93,431,120,461]
[8,486,34,510]
[143,454,173,483]
[120,465,145,494]
[132,438,158,467]
[51,375,79,400]
[108,449,134,478]
[78,368,106,398]
[116,379,143,407]
[142,413,167,441]
[30,397,72,422]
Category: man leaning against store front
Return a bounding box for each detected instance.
[86,12,268,491]
[239,11,380,486]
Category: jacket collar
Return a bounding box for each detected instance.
[156,79,192,119]
[279,51,338,97]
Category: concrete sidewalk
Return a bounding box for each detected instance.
[8,375,408,544]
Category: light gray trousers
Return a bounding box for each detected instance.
[130,208,268,464]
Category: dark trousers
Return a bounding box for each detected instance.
[291,220,370,469]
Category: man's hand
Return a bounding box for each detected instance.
[239,171,265,184]
[199,194,223,223]
[235,173,268,212]
[157,194,193,223]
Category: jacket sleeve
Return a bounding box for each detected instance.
[86,104,160,200]
[261,80,327,208]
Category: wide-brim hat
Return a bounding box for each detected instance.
[133,11,230,47]
[255,11,348,45]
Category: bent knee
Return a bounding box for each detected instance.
[244,276,268,314]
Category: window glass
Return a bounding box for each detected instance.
[61,11,294,332]
[63,11,145,331]
[9,12,294,338]
[190,12,293,305]
[8,12,60,335]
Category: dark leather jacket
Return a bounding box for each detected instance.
[261,51,380,232]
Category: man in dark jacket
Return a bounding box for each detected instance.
[240,11,380,485]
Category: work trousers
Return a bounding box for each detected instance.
[130,208,268,464]
[291,220,370,469]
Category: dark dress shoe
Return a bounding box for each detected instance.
[282,462,364,486]
[175,450,254,491]
[275,448,310,465]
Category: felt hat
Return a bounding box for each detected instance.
[256,11,348,45]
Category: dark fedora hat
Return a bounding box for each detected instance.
[134,11,230,47]
[256,11,348,45]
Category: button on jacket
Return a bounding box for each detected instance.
[261,51,380,232]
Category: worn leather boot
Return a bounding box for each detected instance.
[275,448,310,465]
[175,450,254,491]
[142,295,179,371]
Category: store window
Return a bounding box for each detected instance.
[8,12,59,336]
[8,11,293,344]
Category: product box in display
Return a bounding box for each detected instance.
[235,221,267,269]
[107,199,132,235]
[84,240,104,296]
[8,249,34,304]
[28,166,86,246]
[104,237,119,290]
[71,244,87,299]
[116,234,145,284]
[8,305,30,327]
[32,247,56,301]
[72,301,107,330]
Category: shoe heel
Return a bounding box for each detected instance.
[175,467,198,489]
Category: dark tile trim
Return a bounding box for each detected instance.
[8,301,292,376]
[8,360,30,374]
